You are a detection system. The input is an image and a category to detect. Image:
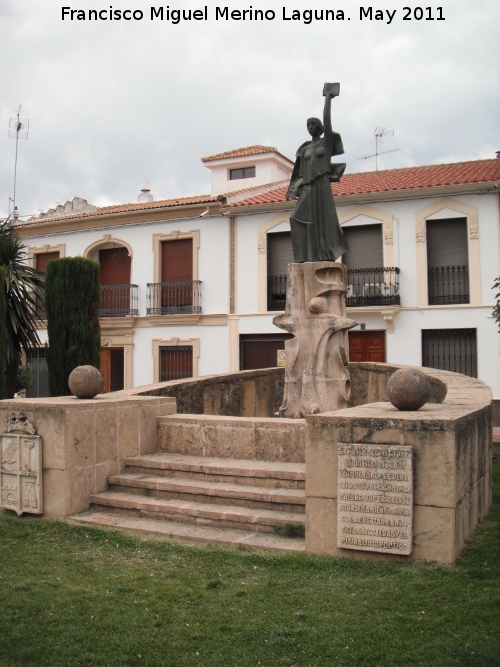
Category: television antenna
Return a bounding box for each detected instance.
[8,105,29,217]
[358,127,399,170]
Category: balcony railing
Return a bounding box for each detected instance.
[267,267,400,311]
[100,284,139,317]
[147,280,202,315]
[267,275,287,311]
[428,265,469,305]
[346,267,400,307]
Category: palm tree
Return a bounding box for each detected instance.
[0,216,45,397]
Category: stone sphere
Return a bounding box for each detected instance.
[68,365,104,399]
[387,367,431,411]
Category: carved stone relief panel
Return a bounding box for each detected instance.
[1,412,43,515]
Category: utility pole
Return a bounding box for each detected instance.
[8,105,29,218]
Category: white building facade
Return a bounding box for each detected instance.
[16,146,500,421]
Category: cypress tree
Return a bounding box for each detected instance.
[45,257,101,396]
[0,266,8,399]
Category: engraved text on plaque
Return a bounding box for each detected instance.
[337,444,413,555]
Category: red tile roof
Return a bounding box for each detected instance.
[18,194,219,226]
[230,159,500,207]
[201,145,292,163]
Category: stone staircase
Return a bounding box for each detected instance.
[70,415,306,552]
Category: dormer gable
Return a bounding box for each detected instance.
[202,145,294,196]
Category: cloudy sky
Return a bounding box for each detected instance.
[1,0,499,219]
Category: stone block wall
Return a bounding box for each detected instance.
[0,394,176,518]
[157,414,306,463]
[306,366,492,564]
[126,367,285,418]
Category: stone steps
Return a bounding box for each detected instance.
[124,453,305,489]
[108,472,305,512]
[69,511,305,552]
[90,492,305,534]
[84,453,306,543]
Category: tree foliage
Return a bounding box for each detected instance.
[0,265,8,399]
[493,277,500,331]
[45,257,101,396]
[0,218,44,397]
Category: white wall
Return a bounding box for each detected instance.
[208,155,292,196]
[22,189,500,398]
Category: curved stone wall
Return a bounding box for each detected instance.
[118,362,453,418]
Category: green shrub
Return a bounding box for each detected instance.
[15,363,34,394]
[493,277,500,331]
[0,265,7,399]
[45,257,101,396]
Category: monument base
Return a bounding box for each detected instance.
[273,262,357,418]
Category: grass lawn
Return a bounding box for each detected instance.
[1,461,499,667]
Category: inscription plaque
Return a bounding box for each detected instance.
[337,444,413,555]
[1,432,43,515]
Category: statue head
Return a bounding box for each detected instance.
[307,117,324,137]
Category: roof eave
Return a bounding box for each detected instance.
[16,199,225,236]
[230,180,500,212]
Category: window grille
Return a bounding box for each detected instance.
[159,346,193,382]
[26,347,49,398]
[422,328,477,378]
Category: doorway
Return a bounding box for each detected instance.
[348,330,386,362]
[100,347,125,392]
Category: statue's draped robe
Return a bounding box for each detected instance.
[288,131,348,262]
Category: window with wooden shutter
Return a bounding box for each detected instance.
[161,239,193,282]
[99,247,132,315]
[35,252,60,317]
[99,247,131,285]
[341,224,383,269]
[426,218,469,304]
[267,232,293,311]
[161,239,194,309]
[426,218,468,267]
[267,232,293,276]
[36,252,60,273]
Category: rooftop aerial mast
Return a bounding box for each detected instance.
[359,127,399,170]
[8,105,29,219]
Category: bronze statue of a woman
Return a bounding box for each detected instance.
[286,83,348,262]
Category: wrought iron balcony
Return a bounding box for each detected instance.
[267,267,401,311]
[427,265,469,305]
[267,275,287,311]
[147,280,202,315]
[100,284,138,317]
[346,267,400,307]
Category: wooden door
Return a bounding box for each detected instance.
[100,347,125,392]
[100,348,111,393]
[348,331,386,362]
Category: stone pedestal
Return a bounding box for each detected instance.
[273,262,357,418]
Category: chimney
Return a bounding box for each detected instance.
[496,151,500,159]
[138,181,153,203]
